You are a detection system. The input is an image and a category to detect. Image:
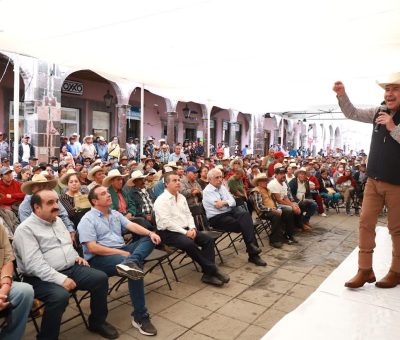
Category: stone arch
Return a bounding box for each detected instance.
[334,126,342,149]
[328,125,334,151]
[0,52,26,137]
[61,70,120,139]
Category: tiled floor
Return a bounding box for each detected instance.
[23,210,381,340]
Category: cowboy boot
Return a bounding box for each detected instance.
[375,270,400,288]
[344,268,376,288]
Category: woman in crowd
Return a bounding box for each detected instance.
[60,145,75,167]
[318,168,342,209]
[78,167,91,186]
[107,136,121,161]
[335,167,357,215]
[59,170,90,227]
[19,168,32,183]
[197,166,209,190]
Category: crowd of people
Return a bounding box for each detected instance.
[0,129,369,339]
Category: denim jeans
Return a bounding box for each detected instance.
[89,236,154,321]
[0,282,34,340]
[24,264,109,340]
[298,199,317,223]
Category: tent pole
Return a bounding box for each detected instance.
[13,57,20,164]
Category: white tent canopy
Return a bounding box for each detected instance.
[0,0,399,112]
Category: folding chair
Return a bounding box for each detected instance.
[248,194,272,240]
[12,262,89,334]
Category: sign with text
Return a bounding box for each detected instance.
[62,80,84,95]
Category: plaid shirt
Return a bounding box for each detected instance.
[250,191,273,213]
[138,189,154,215]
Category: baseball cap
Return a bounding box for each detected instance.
[186,166,198,173]
[0,167,12,176]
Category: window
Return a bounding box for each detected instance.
[92,111,110,141]
[61,108,79,137]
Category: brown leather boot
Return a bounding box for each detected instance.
[375,270,400,288]
[344,268,376,288]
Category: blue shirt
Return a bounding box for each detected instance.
[168,153,187,163]
[202,183,236,219]
[77,208,130,260]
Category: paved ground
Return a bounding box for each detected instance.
[22,210,388,340]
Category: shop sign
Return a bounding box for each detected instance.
[127,106,141,120]
[62,80,84,95]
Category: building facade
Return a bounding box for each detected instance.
[1,51,369,162]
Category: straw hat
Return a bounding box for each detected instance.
[127,170,148,186]
[59,169,77,185]
[87,166,104,181]
[294,167,307,176]
[83,135,93,143]
[273,162,284,170]
[166,161,178,169]
[21,174,58,194]
[230,158,243,168]
[289,162,298,168]
[102,169,128,187]
[377,72,400,89]
[252,173,269,187]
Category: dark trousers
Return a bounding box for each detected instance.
[24,264,109,340]
[208,209,256,245]
[158,230,217,275]
[260,211,284,243]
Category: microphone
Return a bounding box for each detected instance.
[374,104,390,132]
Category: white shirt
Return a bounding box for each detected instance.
[22,143,30,162]
[296,181,307,201]
[267,179,288,200]
[154,190,196,234]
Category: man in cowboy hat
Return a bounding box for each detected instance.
[124,170,157,226]
[333,74,400,288]
[87,166,106,190]
[0,167,25,210]
[250,173,296,247]
[157,143,170,164]
[18,174,76,236]
[81,135,97,160]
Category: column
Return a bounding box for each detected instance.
[116,104,130,146]
[228,109,238,156]
[253,113,265,156]
[166,111,176,147]
[23,60,63,162]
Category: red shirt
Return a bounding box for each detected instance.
[0,179,25,207]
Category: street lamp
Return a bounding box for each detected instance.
[182,104,190,119]
[103,90,113,109]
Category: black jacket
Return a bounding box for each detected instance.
[288,178,312,203]
[18,143,35,163]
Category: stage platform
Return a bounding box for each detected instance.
[262,226,400,340]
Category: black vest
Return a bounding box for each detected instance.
[367,108,400,185]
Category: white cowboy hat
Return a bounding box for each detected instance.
[21,174,58,194]
[166,161,178,169]
[273,162,284,170]
[294,167,307,176]
[87,166,104,181]
[59,169,77,185]
[102,169,128,187]
[83,135,93,143]
[252,173,269,187]
[377,72,400,89]
[289,162,298,168]
[127,170,148,186]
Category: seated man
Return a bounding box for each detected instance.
[18,173,76,238]
[288,167,317,229]
[125,170,157,226]
[0,223,34,339]
[78,185,161,336]
[154,172,230,286]
[103,169,153,231]
[335,167,357,215]
[87,165,106,190]
[12,190,118,339]
[250,173,296,248]
[0,167,25,210]
[268,165,303,234]
[202,168,266,266]
[179,166,203,208]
